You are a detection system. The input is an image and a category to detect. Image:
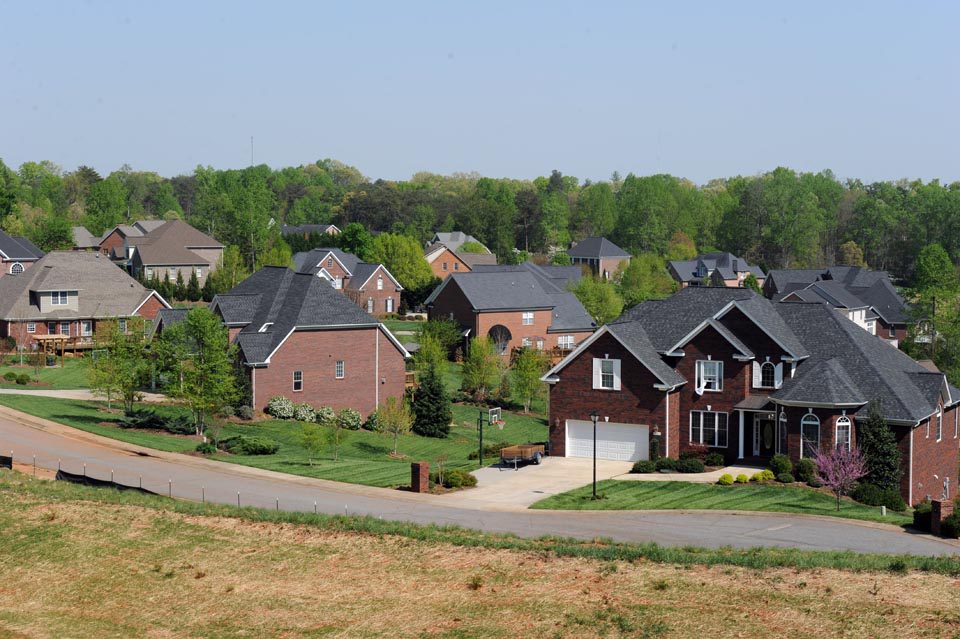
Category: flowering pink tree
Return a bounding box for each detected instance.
[812,446,867,511]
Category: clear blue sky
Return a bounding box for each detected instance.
[1,1,957,184]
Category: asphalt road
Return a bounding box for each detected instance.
[2,405,958,557]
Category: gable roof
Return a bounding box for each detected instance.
[213,267,407,365]
[566,237,630,259]
[346,263,403,291]
[772,358,866,406]
[281,223,340,236]
[668,252,765,283]
[126,220,223,267]
[429,232,490,254]
[785,280,869,310]
[768,266,909,326]
[0,251,168,320]
[71,226,100,250]
[293,248,362,276]
[0,230,44,261]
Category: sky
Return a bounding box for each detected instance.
[1,1,958,184]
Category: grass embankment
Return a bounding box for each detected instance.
[0,356,89,390]
[1,471,959,638]
[0,394,547,487]
[381,318,423,334]
[532,480,913,525]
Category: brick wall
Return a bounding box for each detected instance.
[136,294,166,321]
[598,256,630,279]
[348,265,402,317]
[548,332,671,457]
[99,229,124,257]
[428,278,478,334]
[428,248,470,280]
[476,309,554,354]
[0,259,36,279]
[250,327,406,418]
[905,402,959,505]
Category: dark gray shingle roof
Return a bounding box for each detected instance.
[566,237,630,259]
[0,230,44,260]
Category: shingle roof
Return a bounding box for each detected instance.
[772,358,866,406]
[797,280,870,310]
[566,237,630,259]
[546,292,596,332]
[71,227,100,250]
[429,232,490,254]
[459,252,498,268]
[469,262,582,293]
[293,248,362,275]
[0,251,165,320]
[281,223,339,236]
[768,267,909,326]
[149,308,190,339]
[0,230,44,261]
[606,322,686,388]
[213,267,398,365]
[128,220,223,267]
[668,252,765,283]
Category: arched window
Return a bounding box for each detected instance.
[801,412,820,458]
[9,262,23,275]
[835,416,851,451]
[377,276,383,290]
[760,362,775,388]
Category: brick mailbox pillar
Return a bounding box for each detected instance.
[930,499,954,537]
[411,462,430,493]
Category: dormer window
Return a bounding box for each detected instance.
[9,262,23,275]
[327,257,333,268]
[51,291,69,306]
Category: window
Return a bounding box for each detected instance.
[558,335,575,350]
[453,262,459,270]
[195,267,203,279]
[592,357,621,390]
[521,337,531,347]
[442,262,448,271]
[335,360,344,379]
[9,262,23,275]
[955,408,959,439]
[334,277,343,289]
[800,413,820,458]
[118,319,127,333]
[51,291,68,305]
[168,268,177,279]
[366,298,374,314]
[778,411,788,454]
[521,311,534,325]
[865,320,875,335]
[760,362,775,387]
[536,338,544,351]
[386,297,394,313]
[59,321,70,336]
[695,359,723,392]
[81,321,92,337]
[145,268,154,279]
[836,416,851,451]
[292,370,303,392]
[690,411,729,447]
[327,257,333,268]
[377,276,383,290]
[26,322,36,334]
[935,407,942,442]
[888,326,896,338]
[47,322,56,334]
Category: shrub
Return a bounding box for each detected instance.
[941,513,960,539]
[3,372,16,382]
[314,406,336,427]
[236,405,254,421]
[913,499,932,532]
[337,408,362,431]
[794,458,816,483]
[293,403,316,423]
[631,460,656,474]
[776,472,795,483]
[680,443,708,461]
[655,457,677,472]
[751,469,775,482]
[266,396,294,420]
[221,435,279,456]
[807,477,823,488]
[430,469,477,489]
[852,483,907,512]
[735,474,749,484]
[704,452,725,467]
[117,410,193,435]
[363,411,379,432]
[717,473,734,486]
[769,454,793,476]
[195,442,216,455]
[15,373,30,385]
[676,458,705,473]
[216,406,235,419]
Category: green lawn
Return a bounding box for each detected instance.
[382,319,423,334]
[531,480,912,525]
[0,395,548,488]
[0,357,90,390]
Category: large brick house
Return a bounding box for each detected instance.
[425,262,595,356]
[668,252,766,288]
[0,251,169,348]
[543,287,959,505]
[211,266,408,417]
[565,237,631,280]
[293,248,403,317]
[0,230,44,277]
[765,266,910,346]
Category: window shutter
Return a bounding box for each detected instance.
[752,362,761,388]
[774,363,784,389]
[612,359,622,390]
[592,359,602,389]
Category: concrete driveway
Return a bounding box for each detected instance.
[438,457,633,509]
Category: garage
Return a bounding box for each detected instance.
[565,420,649,462]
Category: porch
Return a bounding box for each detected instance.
[733,396,781,463]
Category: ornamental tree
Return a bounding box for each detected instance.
[812,445,867,511]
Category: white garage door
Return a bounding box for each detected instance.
[566,420,649,462]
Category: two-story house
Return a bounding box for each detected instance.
[543,287,959,505]
[0,230,44,277]
[210,266,408,417]
[565,237,631,280]
[293,248,403,317]
[0,251,169,349]
[668,252,766,288]
[425,262,595,356]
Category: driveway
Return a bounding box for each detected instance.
[441,457,633,509]
[0,388,167,402]
[1,405,957,556]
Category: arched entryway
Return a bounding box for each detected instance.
[488,325,512,355]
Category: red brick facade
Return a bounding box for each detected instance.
[345,265,402,318]
[427,247,470,280]
[98,229,125,256]
[249,327,406,418]
[0,259,36,278]
[897,402,959,504]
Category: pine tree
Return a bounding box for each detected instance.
[186,270,202,302]
[412,364,452,438]
[174,270,186,301]
[856,400,903,491]
[201,275,216,302]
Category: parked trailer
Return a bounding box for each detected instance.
[499,444,545,470]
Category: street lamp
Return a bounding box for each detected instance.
[590,410,600,499]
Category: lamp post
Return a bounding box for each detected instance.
[477,409,485,468]
[651,425,662,462]
[590,410,599,499]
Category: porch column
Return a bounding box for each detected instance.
[738,410,744,459]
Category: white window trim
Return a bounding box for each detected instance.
[689,410,729,448]
[292,370,303,392]
[335,360,345,379]
[800,412,820,459]
[81,321,93,337]
[9,262,23,275]
[59,321,70,336]
[521,311,534,326]
[377,276,383,290]
[51,291,69,306]
[835,415,852,451]
[695,359,723,393]
[26,322,36,334]
[521,337,531,347]
[935,407,943,442]
[752,360,783,389]
[592,357,621,391]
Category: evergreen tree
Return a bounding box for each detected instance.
[201,275,216,302]
[174,270,186,301]
[412,364,452,438]
[186,270,202,302]
[856,400,902,491]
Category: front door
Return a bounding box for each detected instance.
[753,414,776,457]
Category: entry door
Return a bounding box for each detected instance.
[753,415,776,457]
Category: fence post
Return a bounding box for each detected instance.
[168,479,172,498]
[276,498,279,511]
[111,470,114,483]
[202,487,205,504]
[83,463,86,477]
[237,492,240,508]
[314,501,317,515]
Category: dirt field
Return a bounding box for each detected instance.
[1,477,960,638]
